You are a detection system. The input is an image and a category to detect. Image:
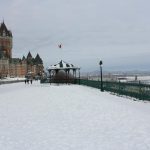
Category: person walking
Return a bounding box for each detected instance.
[30,79,32,84]
[27,79,29,84]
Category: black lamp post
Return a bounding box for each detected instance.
[99,60,104,92]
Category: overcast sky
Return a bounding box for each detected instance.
[1,0,150,72]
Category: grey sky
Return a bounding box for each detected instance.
[1,0,150,72]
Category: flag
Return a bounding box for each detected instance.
[58,44,62,48]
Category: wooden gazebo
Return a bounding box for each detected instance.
[47,60,80,84]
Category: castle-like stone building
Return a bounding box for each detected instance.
[0,21,44,78]
[0,21,12,59]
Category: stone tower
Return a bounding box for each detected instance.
[0,21,13,59]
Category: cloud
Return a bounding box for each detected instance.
[0,0,150,71]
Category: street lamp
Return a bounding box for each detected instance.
[99,60,104,92]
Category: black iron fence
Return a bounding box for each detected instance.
[40,78,150,100]
[75,79,150,101]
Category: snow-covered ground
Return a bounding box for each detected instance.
[0,81,150,150]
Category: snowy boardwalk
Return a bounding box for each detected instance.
[0,82,150,150]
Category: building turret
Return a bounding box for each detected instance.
[0,21,13,59]
[34,53,43,64]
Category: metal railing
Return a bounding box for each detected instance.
[75,79,150,101]
[40,78,150,100]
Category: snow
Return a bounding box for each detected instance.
[48,60,79,70]
[0,82,150,150]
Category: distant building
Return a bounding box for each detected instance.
[0,58,9,78]
[0,21,44,78]
[9,52,44,77]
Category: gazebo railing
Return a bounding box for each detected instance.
[40,78,76,84]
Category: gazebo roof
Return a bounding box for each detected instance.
[47,60,80,70]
